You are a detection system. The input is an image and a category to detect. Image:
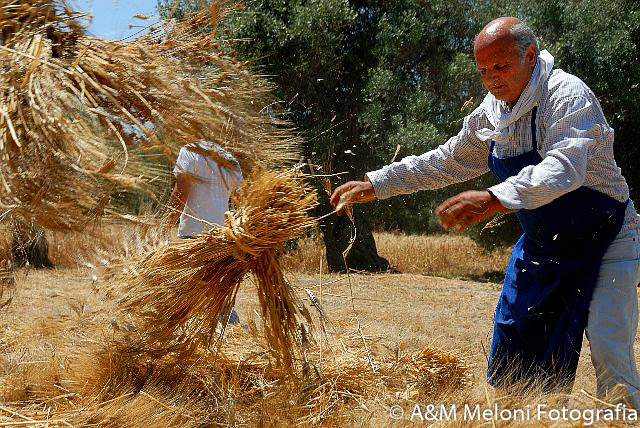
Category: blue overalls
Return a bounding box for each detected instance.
[487,107,628,391]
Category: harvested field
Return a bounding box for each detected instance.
[47,228,512,277]
[0,232,635,426]
[281,232,512,278]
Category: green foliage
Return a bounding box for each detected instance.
[159,0,640,243]
[157,0,209,20]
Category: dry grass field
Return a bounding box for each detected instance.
[0,229,637,426]
[281,232,512,278]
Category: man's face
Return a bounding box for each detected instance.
[475,36,536,107]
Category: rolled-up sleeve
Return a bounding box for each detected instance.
[174,147,195,176]
[366,112,490,200]
[488,96,597,210]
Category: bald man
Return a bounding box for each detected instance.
[331,17,640,405]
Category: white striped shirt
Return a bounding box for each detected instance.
[366,68,639,232]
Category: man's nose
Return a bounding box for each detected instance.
[484,69,497,82]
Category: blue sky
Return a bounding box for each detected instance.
[74,0,161,40]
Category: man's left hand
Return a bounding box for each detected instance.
[436,190,508,232]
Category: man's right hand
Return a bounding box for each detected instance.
[329,180,377,216]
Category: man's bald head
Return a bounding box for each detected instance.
[474,17,539,106]
[475,17,539,63]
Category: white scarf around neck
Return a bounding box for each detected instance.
[475,50,555,143]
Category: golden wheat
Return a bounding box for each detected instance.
[0,0,300,232]
[111,171,318,375]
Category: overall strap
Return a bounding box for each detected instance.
[531,106,538,152]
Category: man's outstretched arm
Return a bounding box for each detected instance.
[330,108,490,217]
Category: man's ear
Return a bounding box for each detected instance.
[526,44,537,67]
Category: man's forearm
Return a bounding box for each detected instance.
[366,141,489,200]
[487,150,586,211]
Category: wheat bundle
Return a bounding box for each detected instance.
[0,1,300,231]
[118,170,317,371]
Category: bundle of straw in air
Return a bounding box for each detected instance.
[0,0,299,231]
[118,170,317,372]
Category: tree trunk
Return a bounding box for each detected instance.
[314,188,392,274]
[10,218,54,269]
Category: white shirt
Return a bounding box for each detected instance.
[366,67,639,233]
[173,143,243,237]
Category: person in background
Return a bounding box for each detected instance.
[167,140,244,323]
